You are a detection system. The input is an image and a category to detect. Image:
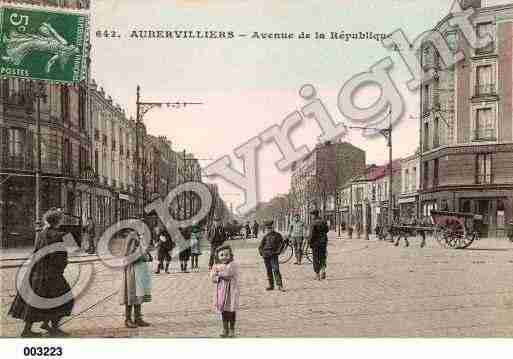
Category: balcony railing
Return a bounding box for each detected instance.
[474,128,496,141]
[474,84,496,97]
[3,155,30,170]
[475,41,495,55]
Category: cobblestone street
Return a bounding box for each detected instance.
[2,234,513,338]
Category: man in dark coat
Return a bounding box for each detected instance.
[309,210,329,280]
[208,218,227,270]
[252,221,260,239]
[258,221,285,291]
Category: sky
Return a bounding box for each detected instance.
[90,0,510,214]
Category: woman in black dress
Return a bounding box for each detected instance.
[9,208,74,337]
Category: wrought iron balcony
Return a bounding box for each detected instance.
[474,84,496,97]
[474,128,496,141]
[475,41,495,55]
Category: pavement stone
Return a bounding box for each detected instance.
[2,234,513,337]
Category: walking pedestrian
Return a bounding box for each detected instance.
[210,245,240,338]
[208,218,227,270]
[155,225,173,274]
[288,213,305,265]
[309,210,329,281]
[9,208,74,337]
[252,221,259,239]
[190,224,202,271]
[120,230,152,328]
[258,221,285,291]
[179,227,192,273]
[507,220,513,242]
[244,222,251,240]
[83,217,96,254]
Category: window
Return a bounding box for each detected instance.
[424,122,430,151]
[423,84,431,114]
[446,32,458,52]
[475,65,494,96]
[61,85,70,122]
[79,86,86,130]
[475,108,495,140]
[423,162,429,189]
[63,139,73,176]
[476,154,492,184]
[8,128,24,158]
[404,169,410,193]
[433,117,440,148]
[94,149,99,175]
[433,159,439,188]
[476,23,494,53]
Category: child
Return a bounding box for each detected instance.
[190,224,202,272]
[178,227,191,273]
[210,245,240,338]
[155,226,173,274]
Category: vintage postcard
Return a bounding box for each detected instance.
[1,0,513,355]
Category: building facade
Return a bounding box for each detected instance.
[290,141,366,226]
[419,1,513,237]
[398,152,421,219]
[0,0,91,247]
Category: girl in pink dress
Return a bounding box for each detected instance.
[210,245,240,338]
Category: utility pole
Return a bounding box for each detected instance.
[35,81,47,223]
[350,108,393,232]
[135,85,203,216]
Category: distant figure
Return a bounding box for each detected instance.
[244,222,252,240]
[288,213,306,265]
[309,210,329,281]
[259,221,285,291]
[83,217,96,254]
[507,220,513,242]
[208,218,227,270]
[155,226,173,274]
[179,227,192,273]
[252,221,260,239]
[190,224,202,271]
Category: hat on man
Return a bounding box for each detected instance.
[264,220,274,228]
[310,209,320,217]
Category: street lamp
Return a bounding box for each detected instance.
[350,108,394,229]
[135,85,203,216]
[34,81,47,223]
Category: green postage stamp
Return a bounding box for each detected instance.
[0,5,89,83]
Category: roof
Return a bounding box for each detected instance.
[366,160,402,181]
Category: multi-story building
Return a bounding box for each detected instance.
[90,80,138,233]
[398,152,421,219]
[0,0,91,247]
[290,141,365,226]
[339,160,402,236]
[419,0,513,237]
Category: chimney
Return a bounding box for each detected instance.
[458,0,481,10]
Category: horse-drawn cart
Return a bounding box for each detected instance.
[389,210,481,249]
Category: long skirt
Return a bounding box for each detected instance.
[9,271,74,323]
[120,261,152,306]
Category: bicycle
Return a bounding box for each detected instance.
[278,236,312,264]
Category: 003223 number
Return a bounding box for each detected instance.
[23,347,63,357]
